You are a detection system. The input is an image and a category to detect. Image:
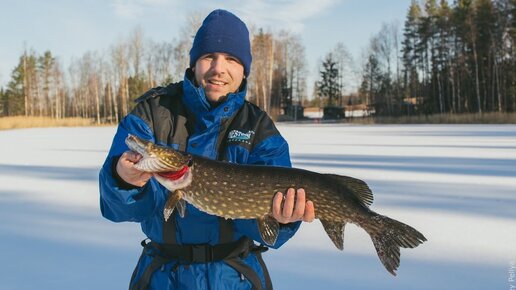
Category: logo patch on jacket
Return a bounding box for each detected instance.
[228,130,255,145]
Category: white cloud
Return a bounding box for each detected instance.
[110,0,178,18]
[233,0,341,33]
[111,0,142,18]
[108,0,340,32]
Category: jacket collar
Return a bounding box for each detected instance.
[182,69,246,130]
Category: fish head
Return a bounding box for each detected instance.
[125,134,192,172]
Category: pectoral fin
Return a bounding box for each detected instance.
[163,190,186,221]
[320,219,346,250]
[257,215,279,246]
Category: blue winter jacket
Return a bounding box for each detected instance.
[99,71,301,290]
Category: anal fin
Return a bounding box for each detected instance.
[257,215,279,246]
[163,190,186,221]
[320,219,346,250]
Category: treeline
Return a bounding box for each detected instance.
[0,13,307,123]
[358,0,515,116]
[0,26,189,124]
[1,0,514,122]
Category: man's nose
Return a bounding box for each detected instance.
[210,55,227,74]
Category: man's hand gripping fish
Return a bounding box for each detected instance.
[125,134,427,276]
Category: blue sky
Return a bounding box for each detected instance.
[0,0,412,91]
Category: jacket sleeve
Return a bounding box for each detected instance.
[233,134,302,249]
[99,113,166,223]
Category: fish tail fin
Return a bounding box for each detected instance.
[366,214,427,276]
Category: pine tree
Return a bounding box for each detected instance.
[492,0,515,112]
[475,0,497,111]
[317,53,340,106]
[437,0,454,113]
[38,50,55,117]
[0,88,6,116]
[360,54,383,112]
[402,0,422,114]
[4,56,27,116]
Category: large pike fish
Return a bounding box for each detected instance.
[126,134,426,275]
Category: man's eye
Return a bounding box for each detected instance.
[227,57,240,64]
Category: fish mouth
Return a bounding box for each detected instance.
[156,165,190,180]
[125,134,149,157]
[125,134,192,172]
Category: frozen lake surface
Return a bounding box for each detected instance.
[0,124,515,290]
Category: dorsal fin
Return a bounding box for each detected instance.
[325,174,374,206]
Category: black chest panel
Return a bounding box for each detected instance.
[131,82,279,157]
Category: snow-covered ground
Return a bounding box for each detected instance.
[0,124,515,290]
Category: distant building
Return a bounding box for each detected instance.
[282,105,304,121]
[323,106,345,120]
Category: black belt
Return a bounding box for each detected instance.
[144,237,260,263]
[130,237,272,290]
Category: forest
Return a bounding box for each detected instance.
[0,0,514,122]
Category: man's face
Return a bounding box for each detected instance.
[193,52,245,104]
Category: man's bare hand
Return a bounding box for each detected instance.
[272,188,315,224]
[116,151,152,187]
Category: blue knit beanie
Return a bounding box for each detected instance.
[189,9,252,77]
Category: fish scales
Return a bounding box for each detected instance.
[185,159,357,221]
[185,158,280,218]
[125,134,427,276]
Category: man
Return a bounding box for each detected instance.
[99,9,314,290]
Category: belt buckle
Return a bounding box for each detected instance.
[191,244,211,263]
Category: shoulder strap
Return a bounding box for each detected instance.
[224,258,265,290]
[218,218,234,243]
[134,86,168,103]
[162,209,178,244]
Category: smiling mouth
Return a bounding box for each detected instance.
[208,79,227,86]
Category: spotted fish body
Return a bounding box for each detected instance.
[125,134,427,276]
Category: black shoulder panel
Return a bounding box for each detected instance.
[134,86,169,103]
[219,101,280,152]
[130,82,192,150]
